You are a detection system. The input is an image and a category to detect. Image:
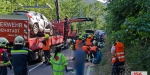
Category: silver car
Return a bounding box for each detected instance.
[11,11,54,36]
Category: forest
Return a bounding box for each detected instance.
[106,0,150,74]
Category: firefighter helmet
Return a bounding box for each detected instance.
[44,34,50,39]
[0,37,9,47]
[88,35,91,38]
[14,36,24,45]
[93,40,97,46]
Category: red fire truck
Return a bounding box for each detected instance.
[0,15,93,61]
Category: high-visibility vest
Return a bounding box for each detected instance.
[75,40,82,50]
[86,38,92,46]
[50,53,68,75]
[42,40,50,50]
[0,48,10,66]
[82,46,89,52]
[112,42,125,64]
[90,46,98,52]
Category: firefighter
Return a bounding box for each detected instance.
[11,36,32,75]
[74,43,86,75]
[72,36,83,60]
[0,37,12,75]
[75,36,82,50]
[42,34,51,65]
[85,35,93,46]
[50,46,68,75]
[111,38,125,75]
[89,41,98,65]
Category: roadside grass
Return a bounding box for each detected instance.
[100,38,112,75]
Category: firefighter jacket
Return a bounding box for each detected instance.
[0,48,11,67]
[11,45,32,67]
[85,38,93,46]
[50,53,68,75]
[42,39,50,50]
[112,42,125,64]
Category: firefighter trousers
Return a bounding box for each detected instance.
[112,60,125,75]
[13,67,28,75]
[43,50,50,63]
[0,67,7,75]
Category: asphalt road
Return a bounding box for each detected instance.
[8,49,95,75]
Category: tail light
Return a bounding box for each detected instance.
[26,13,32,18]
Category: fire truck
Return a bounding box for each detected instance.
[0,0,93,61]
[0,14,92,61]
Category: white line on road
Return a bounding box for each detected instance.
[29,62,43,72]
[86,66,91,75]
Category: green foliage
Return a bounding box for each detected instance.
[106,0,150,74]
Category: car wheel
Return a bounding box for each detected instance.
[32,23,39,35]
[49,26,54,35]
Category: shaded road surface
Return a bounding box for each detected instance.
[8,49,95,75]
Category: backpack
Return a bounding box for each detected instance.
[93,50,102,64]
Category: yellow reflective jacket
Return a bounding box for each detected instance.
[50,53,68,75]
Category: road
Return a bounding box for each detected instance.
[8,48,95,75]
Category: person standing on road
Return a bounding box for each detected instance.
[74,43,86,75]
[111,39,125,75]
[11,36,32,75]
[42,34,51,65]
[0,37,12,75]
[50,46,68,75]
[72,36,83,60]
[75,36,83,50]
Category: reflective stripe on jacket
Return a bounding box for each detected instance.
[11,50,28,55]
[43,40,50,50]
[0,48,10,66]
[112,42,125,64]
[50,53,68,75]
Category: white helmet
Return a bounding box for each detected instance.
[14,36,24,45]
[0,37,9,47]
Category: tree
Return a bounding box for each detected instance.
[106,0,150,74]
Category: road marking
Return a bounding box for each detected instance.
[86,66,91,75]
[29,62,43,72]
